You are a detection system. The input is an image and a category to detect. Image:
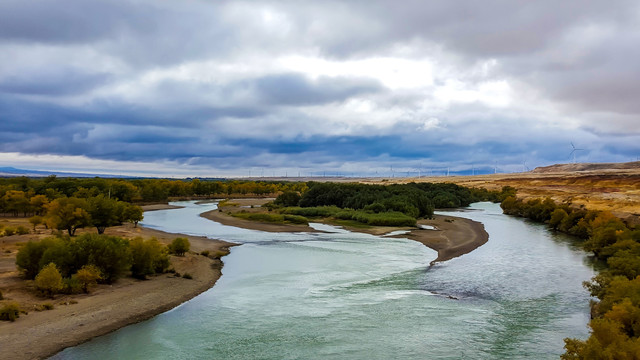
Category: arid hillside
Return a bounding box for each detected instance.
[363,162,640,225]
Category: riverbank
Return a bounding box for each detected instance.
[203,198,488,263]
[0,219,234,360]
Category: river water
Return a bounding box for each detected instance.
[53,202,594,359]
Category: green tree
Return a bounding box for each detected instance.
[71,234,132,283]
[87,195,123,234]
[16,238,60,279]
[122,203,143,227]
[274,191,301,207]
[29,215,43,231]
[29,194,49,215]
[35,263,63,298]
[2,190,30,216]
[45,197,91,236]
[169,237,190,256]
[130,237,169,279]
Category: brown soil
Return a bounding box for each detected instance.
[0,217,235,360]
[410,215,488,264]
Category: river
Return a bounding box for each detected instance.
[52,202,594,359]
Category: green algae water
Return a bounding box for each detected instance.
[52,202,594,359]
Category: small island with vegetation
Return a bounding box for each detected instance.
[203,182,515,263]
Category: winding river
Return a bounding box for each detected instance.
[53,202,594,359]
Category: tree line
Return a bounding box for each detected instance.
[0,191,143,236]
[267,182,514,227]
[500,195,640,357]
[0,176,308,204]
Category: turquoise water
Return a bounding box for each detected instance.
[53,202,594,359]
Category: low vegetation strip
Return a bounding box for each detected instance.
[500,195,640,358]
[278,206,417,227]
[230,211,309,225]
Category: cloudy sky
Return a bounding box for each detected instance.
[1,0,639,177]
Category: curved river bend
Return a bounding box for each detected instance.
[53,202,594,359]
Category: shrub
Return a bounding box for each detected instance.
[283,214,309,225]
[61,276,82,294]
[35,263,63,298]
[182,273,193,279]
[211,249,231,259]
[169,237,190,256]
[200,250,210,257]
[42,303,54,310]
[16,226,29,235]
[0,302,21,322]
[3,227,15,236]
[280,206,341,218]
[232,212,286,223]
[74,265,102,293]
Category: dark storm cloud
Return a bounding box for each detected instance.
[0,68,112,96]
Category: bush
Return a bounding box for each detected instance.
[16,226,29,235]
[211,249,230,259]
[42,303,54,310]
[200,250,210,257]
[283,214,309,225]
[3,227,15,236]
[182,273,193,279]
[280,206,341,217]
[61,276,82,294]
[0,302,21,322]
[169,237,190,256]
[232,212,285,223]
[74,265,102,293]
[35,263,63,298]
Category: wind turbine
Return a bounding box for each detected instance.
[569,142,585,163]
[522,159,530,172]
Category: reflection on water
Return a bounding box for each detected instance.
[54,202,594,360]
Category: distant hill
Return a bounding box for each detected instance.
[532,161,640,173]
[0,166,132,178]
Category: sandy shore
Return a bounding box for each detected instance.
[0,220,235,360]
[204,198,488,264]
[408,215,488,264]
